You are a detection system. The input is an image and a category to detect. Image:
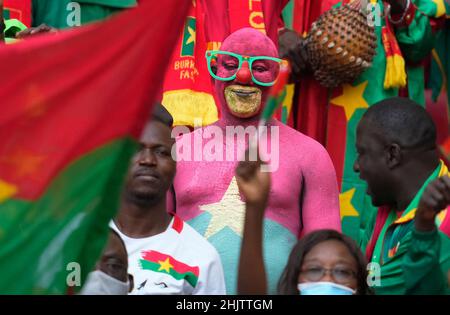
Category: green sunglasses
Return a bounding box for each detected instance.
[205,50,283,87]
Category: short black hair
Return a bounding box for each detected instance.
[277,229,371,295]
[360,97,436,150]
[151,103,173,127]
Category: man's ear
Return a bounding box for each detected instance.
[386,143,401,169]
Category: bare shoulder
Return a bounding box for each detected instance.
[275,121,331,161]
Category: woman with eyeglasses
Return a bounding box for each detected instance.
[236,153,371,295]
[277,229,370,295]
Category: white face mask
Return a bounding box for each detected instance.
[297,281,356,295]
[80,270,130,295]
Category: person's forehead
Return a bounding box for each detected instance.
[304,240,357,266]
[221,33,278,57]
[357,119,382,143]
[140,121,173,145]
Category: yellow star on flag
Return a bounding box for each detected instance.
[25,85,48,119]
[339,188,359,220]
[331,81,369,121]
[432,0,446,17]
[158,257,173,273]
[200,176,246,239]
[0,179,17,203]
[186,26,196,46]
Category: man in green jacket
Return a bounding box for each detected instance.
[31,0,137,29]
[355,97,450,294]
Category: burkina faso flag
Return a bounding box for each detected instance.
[3,0,31,27]
[0,0,189,294]
[140,250,200,288]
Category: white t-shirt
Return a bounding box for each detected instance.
[110,216,226,295]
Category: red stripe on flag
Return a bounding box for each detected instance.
[326,104,347,190]
[0,1,190,200]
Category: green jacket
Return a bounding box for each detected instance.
[361,161,450,294]
[337,0,446,249]
[32,0,137,28]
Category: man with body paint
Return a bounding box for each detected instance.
[170,28,341,294]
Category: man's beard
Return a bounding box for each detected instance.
[224,85,262,118]
[123,188,163,208]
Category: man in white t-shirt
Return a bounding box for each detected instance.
[111,105,226,295]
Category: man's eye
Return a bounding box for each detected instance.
[223,62,238,70]
[106,262,125,271]
[155,149,170,157]
[252,65,267,72]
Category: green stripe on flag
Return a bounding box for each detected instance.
[0,137,138,294]
[140,259,199,288]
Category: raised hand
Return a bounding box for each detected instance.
[385,0,409,15]
[415,176,450,231]
[235,148,271,210]
[278,29,311,83]
[15,24,58,39]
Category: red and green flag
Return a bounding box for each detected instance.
[0,0,189,294]
[3,0,31,27]
[140,250,200,288]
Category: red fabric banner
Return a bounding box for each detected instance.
[0,0,190,200]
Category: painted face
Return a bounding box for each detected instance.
[298,240,358,291]
[215,28,279,119]
[124,121,176,206]
[354,119,393,207]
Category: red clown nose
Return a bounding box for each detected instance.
[235,61,252,84]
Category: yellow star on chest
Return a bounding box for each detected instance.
[331,81,369,121]
[200,176,246,239]
[339,188,359,220]
[158,257,173,273]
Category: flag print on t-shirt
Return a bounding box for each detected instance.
[139,250,200,288]
[111,216,226,295]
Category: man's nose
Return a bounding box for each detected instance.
[138,148,156,166]
[235,61,252,85]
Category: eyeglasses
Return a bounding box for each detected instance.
[300,267,357,284]
[205,50,283,86]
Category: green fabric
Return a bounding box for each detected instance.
[428,3,450,104]
[374,227,450,294]
[3,19,28,43]
[395,2,437,63]
[0,138,137,294]
[339,0,441,247]
[282,0,294,30]
[371,211,397,264]
[32,0,136,28]
[363,164,450,294]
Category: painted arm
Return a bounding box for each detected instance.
[300,141,341,236]
[236,153,271,295]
